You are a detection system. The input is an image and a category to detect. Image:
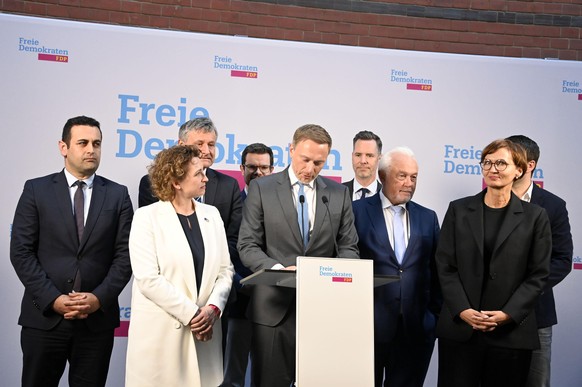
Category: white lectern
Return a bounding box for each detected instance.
[296,256,373,387]
[241,257,398,387]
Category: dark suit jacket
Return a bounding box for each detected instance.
[352,195,441,344]
[530,183,573,328]
[10,171,133,332]
[435,191,551,350]
[138,169,242,263]
[342,178,382,199]
[238,167,360,327]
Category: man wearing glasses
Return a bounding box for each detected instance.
[221,143,274,387]
[240,143,275,201]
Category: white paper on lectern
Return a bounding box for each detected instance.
[296,257,374,387]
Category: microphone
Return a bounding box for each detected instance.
[299,194,306,252]
[321,195,339,257]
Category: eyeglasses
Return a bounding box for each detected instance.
[244,164,272,173]
[480,159,513,171]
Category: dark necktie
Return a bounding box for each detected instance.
[358,187,370,200]
[73,180,85,291]
[74,180,86,242]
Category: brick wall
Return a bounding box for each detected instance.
[1,0,581,60]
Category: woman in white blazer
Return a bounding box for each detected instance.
[126,145,234,387]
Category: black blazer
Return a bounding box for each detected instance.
[530,183,573,328]
[342,178,382,199]
[138,169,242,261]
[435,191,551,350]
[10,171,133,332]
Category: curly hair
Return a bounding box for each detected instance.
[148,145,201,202]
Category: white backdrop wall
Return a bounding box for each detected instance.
[1,14,581,386]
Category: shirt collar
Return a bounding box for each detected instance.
[521,181,534,202]
[380,191,406,211]
[288,168,313,189]
[63,168,95,188]
[354,179,378,194]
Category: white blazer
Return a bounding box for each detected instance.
[126,200,234,387]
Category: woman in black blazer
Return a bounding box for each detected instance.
[435,139,551,387]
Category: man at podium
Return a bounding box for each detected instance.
[238,124,359,387]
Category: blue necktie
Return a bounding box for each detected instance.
[358,187,370,200]
[390,206,406,263]
[297,183,309,250]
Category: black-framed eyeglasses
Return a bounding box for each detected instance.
[480,159,512,171]
[244,164,272,173]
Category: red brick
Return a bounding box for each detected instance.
[24,2,48,14]
[247,25,266,37]
[284,29,304,42]
[560,27,580,39]
[150,16,170,29]
[522,47,542,58]
[264,27,285,40]
[320,32,339,45]
[206,21,229,35]
[393,38,414,51]
[558,50,577,60]
[120,0,140,13]
[543,3,563,15]
[563,4,581,16]
[238,12,259,26]
[376,36,396,49]
[199,8,221,21]
[550,38,570,50]
[210,0,231,11]
[169,17,190,31]
[90,0,121,11]
[359,35,379,47]
[141,3,162,16]
[503,46,523,57]
[304,31,323,42]
[256,14,279,28]
[540,48,560,58]
[1,0,26,12]
[339,34,358,46]
[228,23,248,36]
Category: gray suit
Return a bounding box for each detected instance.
[238,167,359,386]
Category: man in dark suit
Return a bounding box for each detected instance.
[221,143,274,387]
[10,116,133,387]
[507,135,573,387]
[138,117,242,275]
[238,124,359,387]
[343,130,383,200]
[352,146,441,387]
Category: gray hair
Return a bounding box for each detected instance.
[178,117,217,142]
[379,146,416,172]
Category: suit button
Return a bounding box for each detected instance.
[490,273,497,280]
[174,322,181,329]
[67,279,73,284]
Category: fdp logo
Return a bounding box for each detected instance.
[573,256,582,271]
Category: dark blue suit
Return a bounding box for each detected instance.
[10,170,133,387]
[530,184,573,328]
[352,194,441,387]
